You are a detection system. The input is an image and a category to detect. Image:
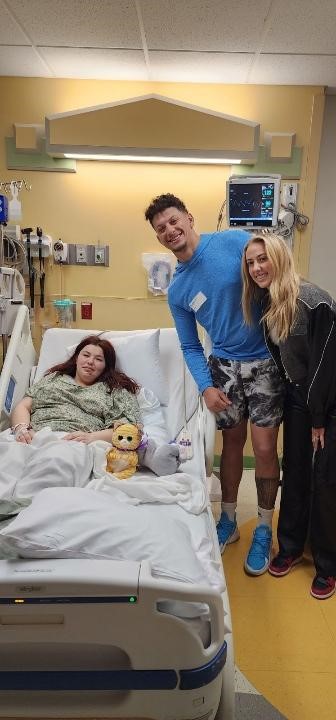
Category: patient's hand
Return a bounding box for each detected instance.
[16,428,35,444]
[63,431,93,444]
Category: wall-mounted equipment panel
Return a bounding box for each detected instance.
[55,244,109,267]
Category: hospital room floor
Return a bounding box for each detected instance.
[219,469,336,720]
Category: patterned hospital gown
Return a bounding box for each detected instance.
[25,373,141,433]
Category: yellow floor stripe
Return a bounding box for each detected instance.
[223,517,336,720]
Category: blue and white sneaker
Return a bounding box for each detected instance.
[216,512,240,554]
[244,524,272,575]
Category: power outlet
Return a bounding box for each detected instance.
[94,247,105,265]
[76,245,87,264]
[281,183,298,207]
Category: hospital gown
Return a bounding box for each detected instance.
[25,372,141,433]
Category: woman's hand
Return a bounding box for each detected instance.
[15,427,35,444]
[11,396,33,443]
[202,387,232,413]
[63,431,93,444]
[312,427,325,451]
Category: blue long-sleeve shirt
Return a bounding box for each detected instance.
[168,230,269,393]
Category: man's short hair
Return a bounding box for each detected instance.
[144,193,188,226]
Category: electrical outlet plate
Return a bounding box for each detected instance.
[94,247,105,265]
[281,182,298,207]
[76,245,87,264]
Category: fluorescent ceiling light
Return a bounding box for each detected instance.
[64,153,242,165]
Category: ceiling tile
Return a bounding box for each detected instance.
[148,51,252,83]
[39,47,148,80]
[8,0,142,48]
[0,4,28,44]
[1,0,336,86]
[250,54,336,85]
[0,46,50,76]
[141,0,270,52]
[264,0,336,53]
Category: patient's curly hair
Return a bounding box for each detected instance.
[46,335,139,394]
[144,193,188,226]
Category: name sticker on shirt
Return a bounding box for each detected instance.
[189,291,207,312]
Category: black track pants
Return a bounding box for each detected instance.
[278,384,336,577]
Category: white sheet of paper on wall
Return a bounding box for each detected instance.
[142,253,174,295]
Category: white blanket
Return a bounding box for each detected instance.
[0,429,207,515]
[0,428,93,515]
[0,487,211,589]
[89,440,207,514]
[0,429,217,592]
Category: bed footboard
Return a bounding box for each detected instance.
[0,557,233,719]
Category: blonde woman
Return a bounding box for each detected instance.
[242,233,336,600]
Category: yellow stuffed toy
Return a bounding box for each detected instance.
[106,422,142,480]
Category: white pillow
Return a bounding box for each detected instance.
[67,330,168,406]
[0,487,207,587]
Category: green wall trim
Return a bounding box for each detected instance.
[214,454,282,470]
[5,139,301,177]
[235,145,302,179]
[5,137,76,173]
[214,454,256,469]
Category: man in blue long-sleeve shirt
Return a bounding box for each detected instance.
[145,193,284,576]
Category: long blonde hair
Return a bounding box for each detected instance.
[242,233,300,342]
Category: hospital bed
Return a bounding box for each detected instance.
[0,305,234,720]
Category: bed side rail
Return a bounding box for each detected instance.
[0,305,36,431]
[139,562,225,662]
[198,396,216,478]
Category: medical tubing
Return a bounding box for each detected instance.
[173,361,198,442]
[216,199,226,231]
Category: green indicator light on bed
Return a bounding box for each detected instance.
[129,596,137,603]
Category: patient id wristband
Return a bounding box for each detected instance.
[11,422,32,435]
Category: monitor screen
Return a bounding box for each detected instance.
[226,176,281,228]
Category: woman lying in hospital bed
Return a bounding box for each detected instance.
[11,334,143,445]
[0,334,180,518]
[0,331,220,595]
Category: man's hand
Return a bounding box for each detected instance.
[312,427,325,451]
[203,387,232,413]
[63,431,92,444]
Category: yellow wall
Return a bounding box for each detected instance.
[0,78,325,456]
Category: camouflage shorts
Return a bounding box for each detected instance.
[208,356,284,430]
